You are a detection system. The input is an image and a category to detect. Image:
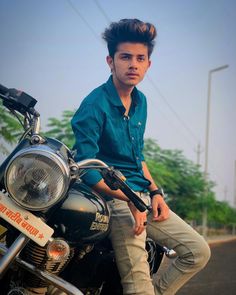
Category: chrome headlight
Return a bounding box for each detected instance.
[5,145,70,211]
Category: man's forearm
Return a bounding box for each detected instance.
[142,161,158,191]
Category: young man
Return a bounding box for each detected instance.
[71,19,210,295]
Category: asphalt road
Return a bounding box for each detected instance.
[176,239,236,295]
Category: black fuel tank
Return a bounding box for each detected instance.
[49,182,110,245]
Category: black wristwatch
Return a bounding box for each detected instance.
[149,187,164,199]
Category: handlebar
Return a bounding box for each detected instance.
[76,159,151,212]
[0,83,38,116]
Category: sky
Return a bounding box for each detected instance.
[0,0,236,206]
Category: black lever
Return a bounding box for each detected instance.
[101,168,151,212]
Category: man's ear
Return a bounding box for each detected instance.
[106,56,114,71]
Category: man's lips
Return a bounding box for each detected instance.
[126,72,139,77]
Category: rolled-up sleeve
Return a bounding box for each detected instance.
[71,103,104,186]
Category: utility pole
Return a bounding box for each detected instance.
[195,142,204,166]
[202,64,229,238]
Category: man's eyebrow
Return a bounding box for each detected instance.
[119,53,145,57]
[119,52,132,56]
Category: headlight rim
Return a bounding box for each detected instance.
[4,145,71,211]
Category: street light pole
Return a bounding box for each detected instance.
[204,65,229,174]
[202,64,229,238]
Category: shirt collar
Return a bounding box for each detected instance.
[105,75,140,109]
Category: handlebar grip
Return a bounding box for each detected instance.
[118,183,150,212]
[101,168,151,212]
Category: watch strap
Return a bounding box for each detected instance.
[149,188,164,199]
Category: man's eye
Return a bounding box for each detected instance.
[138,57,145,62]
[121,56,130,60]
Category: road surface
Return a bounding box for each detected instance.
[176,239,236,295]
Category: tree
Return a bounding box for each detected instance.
[0,101,22,154]
[208,199,236,226]
[43,110,75,149]
[143,138,210,220]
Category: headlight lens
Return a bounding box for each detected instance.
[5,146,70,211]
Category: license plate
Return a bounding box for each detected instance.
[0,192,54,247]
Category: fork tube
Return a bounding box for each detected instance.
[0,233,29,277]
[32,115,41,134]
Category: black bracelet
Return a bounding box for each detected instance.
[149,188,164,199]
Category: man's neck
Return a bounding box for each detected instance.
[116,86,132,115]
[112,76,134,101]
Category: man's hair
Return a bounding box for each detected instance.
[102,18,157,58]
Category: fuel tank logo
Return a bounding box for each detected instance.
[89,212,109,232]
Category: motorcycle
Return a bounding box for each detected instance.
[0,84,176,295]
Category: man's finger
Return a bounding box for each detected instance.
[134,224,145,235]
[152,203,160,219]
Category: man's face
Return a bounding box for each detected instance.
[107,42,151,89]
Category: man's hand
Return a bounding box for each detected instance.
[151,195,169,221]
[128,201,147,236]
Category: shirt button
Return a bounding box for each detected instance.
[136,156,139,160]
[131,137,134,140]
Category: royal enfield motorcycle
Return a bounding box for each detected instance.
[0,84,176,295]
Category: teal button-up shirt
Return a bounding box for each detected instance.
[71,76,150,192]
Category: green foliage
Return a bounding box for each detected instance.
[0,101,22,154]
[43,110,75,149]
[143,138,236,226]
[208,200,236,226]
[144,138,205,219]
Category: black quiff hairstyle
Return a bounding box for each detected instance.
[102,18,157,58]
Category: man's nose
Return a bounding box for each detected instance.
[129,58,138,69]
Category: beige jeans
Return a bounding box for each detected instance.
[108,195,211,295]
